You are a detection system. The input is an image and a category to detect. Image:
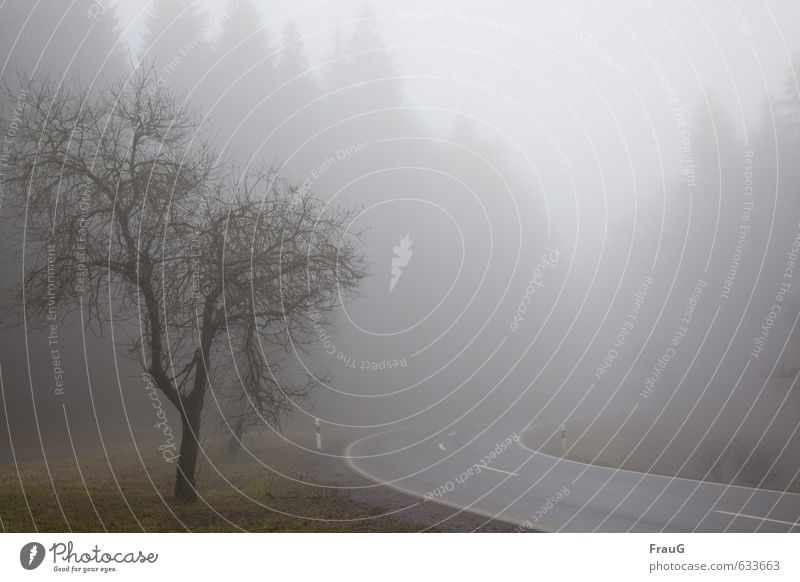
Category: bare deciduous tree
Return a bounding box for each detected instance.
[2,69,366,501]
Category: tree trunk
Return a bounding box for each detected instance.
[174,405,202,502]
[225,416,246,456]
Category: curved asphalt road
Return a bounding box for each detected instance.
[345,421,800,532]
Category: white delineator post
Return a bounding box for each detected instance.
[315,418,322,450]
[560,423,567,455]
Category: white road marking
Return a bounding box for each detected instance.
[714,510,800,528]
[482,466,518,476]
[438,443,446,451]
[447,431,457,437]
[518,432,800,498]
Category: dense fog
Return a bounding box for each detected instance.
[2,0,800,496]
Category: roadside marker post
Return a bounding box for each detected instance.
[560,423,567,455]
[315,418,322,450]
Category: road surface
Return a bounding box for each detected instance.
[345,421,800,532]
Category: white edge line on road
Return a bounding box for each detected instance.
[482,466,518,476]
[516,427,800,497]
[343,432,554,532]
[714,510,800,528]
[344,428,800,533]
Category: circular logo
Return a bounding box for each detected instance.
[19,542,46,570]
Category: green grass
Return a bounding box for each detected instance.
[0,441,425,532]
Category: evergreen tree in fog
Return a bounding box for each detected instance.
[271,17,321,171]
[0,0,126,79]
[140,0,212,93]
[211,0,277,162]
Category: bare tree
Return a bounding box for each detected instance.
[2,68,366,501]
